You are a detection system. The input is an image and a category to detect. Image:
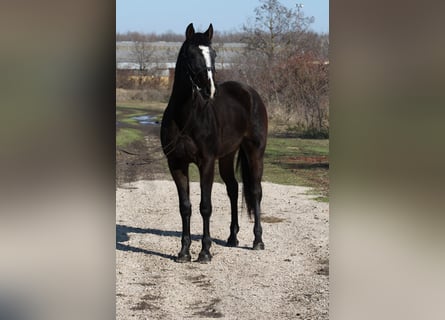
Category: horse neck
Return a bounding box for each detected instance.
[169,59,193,106]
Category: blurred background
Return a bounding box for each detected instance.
[0,0,444,319]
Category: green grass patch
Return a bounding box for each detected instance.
[263,137,329,200]
[265,138,328,158]
[116,128,144,148]
[116,101,166,112]
[119,116,141,126]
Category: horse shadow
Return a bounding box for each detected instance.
[116,224,249,261]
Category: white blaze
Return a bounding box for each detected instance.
[198,45,216,99]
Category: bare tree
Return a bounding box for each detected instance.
[130,34,154,73]
[278,54,329,133]
[242,0,314,64]
[239,0,316,106]
[234,0,328,137]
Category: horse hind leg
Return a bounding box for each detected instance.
[239,144,265,250]
[249,174,264,250]
[251,184,265,249]
[219,152,239,247]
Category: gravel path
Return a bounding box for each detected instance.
[116,180,329,319]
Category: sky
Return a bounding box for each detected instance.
[116,0,329,35]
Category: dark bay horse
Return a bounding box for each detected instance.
[160,23,268,263]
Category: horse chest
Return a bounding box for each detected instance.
[167,126,218,163]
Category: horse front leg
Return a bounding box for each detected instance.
[197,159,215,263]
[169,160,192,262]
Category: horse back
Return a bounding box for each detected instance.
[215,81,268,151]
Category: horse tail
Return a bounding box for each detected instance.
[237,147,255,218]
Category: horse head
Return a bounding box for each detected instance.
[181,23,217,99]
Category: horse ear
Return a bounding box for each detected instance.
[204,24,213,41]
[185,23,195,40]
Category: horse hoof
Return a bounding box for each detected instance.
[253,242,265,250]
[176,253,191,263]
[226,238,239,247]
[197,252,212,263]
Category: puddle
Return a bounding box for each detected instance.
[132,115,159,125]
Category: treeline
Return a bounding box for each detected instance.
[116,30,247,43]
[116,30,328,61]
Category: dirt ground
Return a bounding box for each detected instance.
[116,121,329,319]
